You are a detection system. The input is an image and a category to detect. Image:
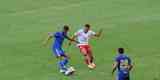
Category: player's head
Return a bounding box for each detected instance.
[118,48,124,54]
[63,25,69,33]
[84,24,90,33]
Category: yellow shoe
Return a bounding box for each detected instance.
[91,63,96,68]
[88,64,94,69]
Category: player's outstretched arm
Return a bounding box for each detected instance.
[43,33,53,46]
[68,35,77,46]
[112,62,118,75]
[94,29,103,37]
[128,64,133,71]
[128,57,133,71]
[66,35,79,44]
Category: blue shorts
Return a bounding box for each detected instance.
[117,73,130,80]
[52,47,65,57]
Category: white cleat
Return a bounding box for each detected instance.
[60,69,66,73]
[64,67,75,76]
[64,70,72,76]
[88,64,95,69]
[91,63,96,68]
[69,67,75,72]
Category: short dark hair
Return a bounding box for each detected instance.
[63,25,69,31]
[85,24,90,28]
[118,48,124,54]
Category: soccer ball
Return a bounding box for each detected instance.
[64,66,75,76]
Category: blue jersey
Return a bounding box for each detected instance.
[115,54,131,76]
[53,31,67,48]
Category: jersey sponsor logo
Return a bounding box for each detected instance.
[119,59,129,74]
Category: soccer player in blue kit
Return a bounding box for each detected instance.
[43,25,78,75]
[112,48,133,80]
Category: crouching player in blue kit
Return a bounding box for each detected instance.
[112,48,133,80]
[43,25,78,76]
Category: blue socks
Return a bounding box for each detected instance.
[63,58,68,65]
[58,58,69,70]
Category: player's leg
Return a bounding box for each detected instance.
[57,56,68,73]
[85,56,89,65]
[57,49,70,72]
[53,48,68,73]
[79,45,95,69]
[79,45,91,65]
[86,45,96,68]
[89,54,96,68]
[61,54,69,68]
[60,51,76,76]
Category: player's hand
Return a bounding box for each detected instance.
[71,39,79,44]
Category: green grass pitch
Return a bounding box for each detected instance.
[0,0,160,80]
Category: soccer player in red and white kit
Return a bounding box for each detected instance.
[70,24,102,69]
